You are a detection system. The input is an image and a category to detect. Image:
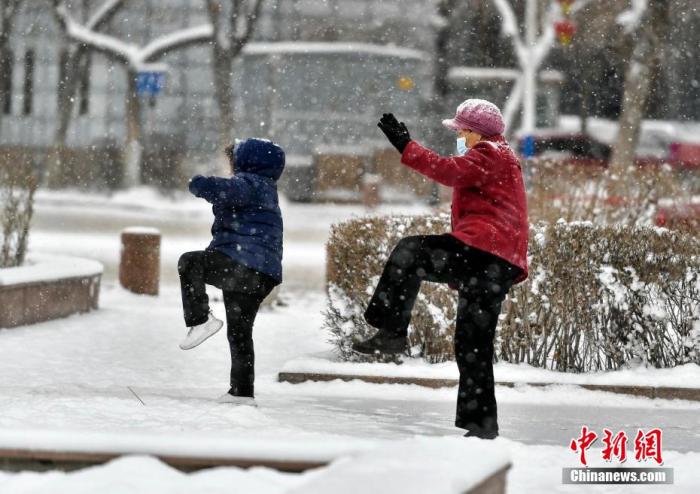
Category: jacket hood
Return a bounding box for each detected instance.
[234,138,285,180]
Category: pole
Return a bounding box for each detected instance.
[522,0,538,134]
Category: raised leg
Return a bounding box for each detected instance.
[364,235,456,336]
[178,251,210,327]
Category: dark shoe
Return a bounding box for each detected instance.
[352,330,407,355]
[463,428,499,440]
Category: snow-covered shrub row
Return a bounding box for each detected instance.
[46,136,186,191]
[527,158,694,230]
[325,216,700,371]
[500,221,700,371]
[0,155,37,268]
[47,141,123,190]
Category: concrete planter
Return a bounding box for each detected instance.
[0,254,103,329]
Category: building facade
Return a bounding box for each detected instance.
[0,0,434,167]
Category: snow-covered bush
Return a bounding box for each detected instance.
[0,156,37,268]
[325,214,454,363]
[48,140,123,190]
[500,221,700,371]
[527,158,692,229]
[325,216,700,371]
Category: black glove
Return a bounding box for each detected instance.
[377,113,411,153]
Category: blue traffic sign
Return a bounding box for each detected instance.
[136,71,165,96]
[522,134,536,159]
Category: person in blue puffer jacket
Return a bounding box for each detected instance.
[177,138,284,406]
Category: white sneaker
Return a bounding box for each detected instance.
[179,313,224,350]
[217,393,258,407]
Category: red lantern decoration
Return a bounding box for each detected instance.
[555,20,577,45]
[557,0,575,15]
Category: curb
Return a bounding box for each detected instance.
[0,448,327,473]
[277,371,700,401]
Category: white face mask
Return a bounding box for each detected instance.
[456,137,469,156]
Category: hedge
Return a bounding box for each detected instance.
[325,216,700,371]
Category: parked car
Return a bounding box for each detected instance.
[518,133,611,168]
[518,132,700,170]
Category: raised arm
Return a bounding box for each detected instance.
[188,175,253,207]
[400,140,501,188]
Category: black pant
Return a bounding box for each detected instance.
[178,249,277,397]
[364,234,520,434]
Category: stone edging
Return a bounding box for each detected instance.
[277,371,700,401]
[0,254,102,328]
[0,448,324,473]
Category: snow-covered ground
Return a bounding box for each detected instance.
[1,188,699,492]
[28,187,432,289]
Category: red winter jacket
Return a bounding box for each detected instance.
[401,136,529,284]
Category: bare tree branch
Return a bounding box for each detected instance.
[55,4,131,64]
[491,0,526,63]
[141,24,215,62]
[53,0,215,186]
[55,1,213,69]
[236,0,264,51]
[85,0,123,30]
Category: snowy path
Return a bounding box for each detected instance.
[0,285,697,452]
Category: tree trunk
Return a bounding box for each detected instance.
[124,71,142,188]
[609,57,652,176]
[212,44,235,174]
[47,46,84,188]
[427,0,459,204]
[0,46,9,140]
[609,1,670,178]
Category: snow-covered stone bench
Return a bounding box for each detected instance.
[0,431,510,494]
[0,254,103,329]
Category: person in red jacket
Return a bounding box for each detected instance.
[352,99,529,439]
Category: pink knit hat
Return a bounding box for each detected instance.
[442,99,505,136]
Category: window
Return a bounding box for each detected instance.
[79,54,90,115]
[23,49,34,115]
[1,48,12,115]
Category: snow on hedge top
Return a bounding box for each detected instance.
[288,437,510,494]
[0,254,103,286]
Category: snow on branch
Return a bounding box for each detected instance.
[491,0,526,63]
[140,24,214,62]
[85,0,123,31]
[55,1,213,71]
[56,5,134,63]
[532,1,560,67]
[617,0,648,33]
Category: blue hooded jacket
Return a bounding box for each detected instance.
[189,138,284,282]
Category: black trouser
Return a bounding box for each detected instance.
[364,234,520,434]
[178,250,277,397]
